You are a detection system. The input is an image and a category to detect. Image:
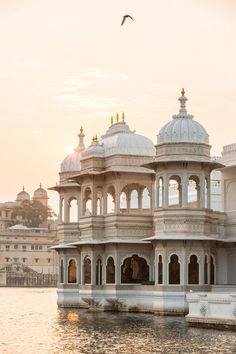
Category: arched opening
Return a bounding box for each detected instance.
[84,256,91,284]
[120,191,127,212]
[168,176,181,207]
[169,254,180,284]
[96,190,103,215]
[210,256,215,285]
[106,256,115,284]
[121,254,149,283]
[130,189,138,209]
[188,255,199,284]
[158,255,163,284]
[142,187,150,209]
[204,255,208,284]
[84,187,92,216]
[158,177,163,208]
[60,259,64,283]
[96,258,102,285]
[188,176,200,208]
[68,259,77,283]
[107,186,115,214]
[68,198,78,222]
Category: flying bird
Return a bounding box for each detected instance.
[121,15,134,26]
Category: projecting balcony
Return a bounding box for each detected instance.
[153,208,225,239]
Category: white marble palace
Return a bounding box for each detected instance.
[51,90,236,321]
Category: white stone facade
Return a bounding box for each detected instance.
[51,92,236,320]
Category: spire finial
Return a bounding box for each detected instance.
[40,183,42,188]
[122,112,125,122]
[80,126,83,134]
[23,186,25,191]
[76,126,85,152]
[116,113,119,122]
[111,115,113,125]
[181,88,185,96]
[178,88,188,115]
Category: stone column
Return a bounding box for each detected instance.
[64,195,69,223]
[115,184,121,214]
[59,195,63,223]
[163,174,169,208]
[103,188,107,215]
[182,173,188,208]
[138,188,142,213]
[163,249,167,285]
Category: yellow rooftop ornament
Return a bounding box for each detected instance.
[116,112,119,122]
[181,88,185,96]
[80,126,83,134]
[122,112,125,122]
[110,115,113,125]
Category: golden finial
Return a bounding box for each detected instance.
[80,126,83,134]
[110,115,113,125]
[92,135,95,142]
[122,112,125,122]
[116,112,119,122]
[94,134,98,141]
[181,88,185,96]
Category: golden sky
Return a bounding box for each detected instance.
[1,0,236,213]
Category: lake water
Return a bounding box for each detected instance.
[0,288,235,354]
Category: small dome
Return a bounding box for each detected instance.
[157,91,209,145]
[60,127,85,172]
[101,118,155,157]
[61,151,82,172]
[16,187,30,202]
[81,137,104,159]
[33,184,48,199]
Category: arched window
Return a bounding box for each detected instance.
[130,190,138,209]
[68,198,77,222]
[204,255,208,284]
[158,255,163,284]
[120,191,127,210]
[84,256,91,284]
[210,256,215,285]
[158,177,163,208]
[106,257,115,284]
[68,259,77,283]
[96,258,102,285]
[169,254,180,284]
[60,259,64,283]
[142,188,150,209]
[188,255,199,284]
[121,255,149,283]
[107,186,115,214]
[168,176,181,207]
[84,187,92,216]
[188,176,200,208]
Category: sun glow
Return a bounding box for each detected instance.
[66,146,74,155]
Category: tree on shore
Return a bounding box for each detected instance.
[11,200,55,227]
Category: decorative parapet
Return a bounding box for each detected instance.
[186,291,236,329]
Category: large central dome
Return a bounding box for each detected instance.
[157,90,209,145]
[101,116,155,157]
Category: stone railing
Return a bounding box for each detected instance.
[186,290,236,328]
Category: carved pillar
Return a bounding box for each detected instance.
[156,177,159,208]
[59,195,63,223]
[207,176,211,209]
[64,195,69,223]
[151,180,155,211]
[163,249,167,285]
[138,188,142,212]
[103,187,107,215]
[182,173,188,208]
[115,184,120,214]
[163,174,169,208]
[77,193,81,222]
[127,189,131,213]
[92,185,97,216]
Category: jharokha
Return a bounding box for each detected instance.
[50,91,236,328]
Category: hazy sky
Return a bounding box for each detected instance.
[1,0,236,213]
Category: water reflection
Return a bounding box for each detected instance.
[0,288,235,354]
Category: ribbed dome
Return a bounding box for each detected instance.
[16,187,30,202]
[157,91,209,145]
[33,184,48,199]
[61,151,82,172]
[101,118,155,157]
[60,127,85,172]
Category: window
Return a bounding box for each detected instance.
[5,245,10,250]
[35,258,39,263]
[39,245,42,250]
[35,245,38,250]
[47,258,51,263]
[22,258,26,263]
[31,245,34,250]
[22,245,27,251]
[14,244,18,249]
[13,258,18,262]
[5,257,9,262]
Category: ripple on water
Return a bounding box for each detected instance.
[0,288,235,354]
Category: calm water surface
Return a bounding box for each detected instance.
[0,288,235,354]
